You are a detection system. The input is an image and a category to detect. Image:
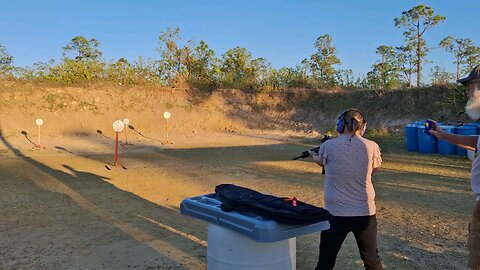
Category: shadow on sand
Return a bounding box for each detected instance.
[0,129,208,269]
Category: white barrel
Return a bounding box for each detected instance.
[207,223,296,270]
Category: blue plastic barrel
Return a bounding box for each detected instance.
[437,125,457,155]
[405,124,419,151]
[456,126,477,156]
[417,126,437,154]
[465,123,480,135]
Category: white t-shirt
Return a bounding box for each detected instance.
[470,136,480,201]
[313,134,382,216]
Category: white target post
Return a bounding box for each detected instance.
[113,120,125,166]
[35,118,43,147]
[123,118,130,145]
[163,112,171,144]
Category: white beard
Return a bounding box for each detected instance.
[466,90,480,120]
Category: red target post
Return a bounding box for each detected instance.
[115,132,119,166]
[112,120,125,166]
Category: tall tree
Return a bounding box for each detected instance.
[309,34,340,85]
[0,43,14,75]
[190,41,218,85]
[394,5,445,87]
[298,58,311,86]
[395,45,415,87]
[156,27,197,85]
[277,67,298,88]
[56,36,105,83]
[335,69,354,88]
[365,68,382,90]
[220,46,252,87]
[156,27,183,83]
[106,58,137,84]
[439,36,480,80]
[249,57,270,84]
[372,45,401,89]
[62,36,102,62]
[430,65,454,86]
[133,56,161,84]
[180,39,196,81]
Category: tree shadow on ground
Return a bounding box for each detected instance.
[41,131,475,269]
[0,129,209,269]
[51,131,474,218]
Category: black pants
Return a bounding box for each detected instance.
[315,215,383,270]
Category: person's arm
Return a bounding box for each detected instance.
[433,132,477,151]
[314,159,324,167]
[310,150,324,167]
[310,143,327,168]
[372,142,382,177]
[429,120,478,151]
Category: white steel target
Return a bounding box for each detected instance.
[113,120,125,132]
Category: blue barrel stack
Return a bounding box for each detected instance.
[417,125,437,154]
[405,121,479,156]
[455,126,477,155]
[405,124,419,151]
[437,125,456,155]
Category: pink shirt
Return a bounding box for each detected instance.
[313,134,382,216]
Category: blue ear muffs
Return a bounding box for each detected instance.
[336,109,366,134]
[336,111,347,133]
[336,117,345,133]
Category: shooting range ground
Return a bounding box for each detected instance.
[0,82,474,269]
[0,132,473,270]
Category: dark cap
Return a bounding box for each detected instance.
[458,64,480,85]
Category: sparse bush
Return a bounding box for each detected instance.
[0,43,14,78]
[46,59,106,84]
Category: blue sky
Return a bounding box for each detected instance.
[0,0,478,81]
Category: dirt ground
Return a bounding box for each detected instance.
[0,83,475,269]
[0,129,474,270]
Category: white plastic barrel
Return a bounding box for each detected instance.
[207,223,296,270]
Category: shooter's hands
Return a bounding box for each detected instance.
[427,119,445,139]
[309,150,322,167]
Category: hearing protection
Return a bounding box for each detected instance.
[336,109,367,135]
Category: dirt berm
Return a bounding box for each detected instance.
[0,81,468,141]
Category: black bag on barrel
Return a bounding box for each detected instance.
[215,184,332,225]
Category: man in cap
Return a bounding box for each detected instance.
[429,64,480,269]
